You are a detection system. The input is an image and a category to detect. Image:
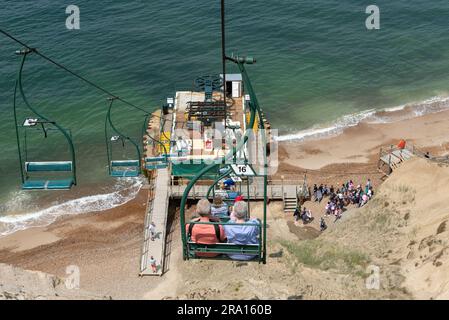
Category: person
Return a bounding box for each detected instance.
[211,195,229,217]
[367,187,373,199]
[305,209,313,222]
[348,180,354,191]
[149,221,156,241]
[176,136,188,156]
[186,199,226,257]
[293,206,301,225]
[301,207,313,223]
[234,195,244,203]
[398,139,406,150]
[320,217,327,232]
[223,177,235,190]
[325,201,331,215]
[323,184,329,196]
[365,179,371,194]
[149,256,157,274]
[316,188,323,203]
[224,201,260,261]
[360,193,369,207]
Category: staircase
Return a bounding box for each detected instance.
[283,185,298,213]
[378,146,415,176]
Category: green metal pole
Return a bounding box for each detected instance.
[105,99,114,175]
[13,80,25,184]
[258,108,268,264]
[206,169,232,199]
[246,176,250,218]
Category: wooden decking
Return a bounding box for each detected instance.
[140,168,170,276]
[169,179,303,201]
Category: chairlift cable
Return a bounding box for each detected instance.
[0,28,171,121]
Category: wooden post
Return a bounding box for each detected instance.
[389,144,393,168]
[281,175,285,201]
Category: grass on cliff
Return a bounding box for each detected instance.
[281,239,369,276]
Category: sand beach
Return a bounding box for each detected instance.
[2,106,449,299]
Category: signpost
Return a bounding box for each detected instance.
[231,164,255,176]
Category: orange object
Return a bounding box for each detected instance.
[398,139,406,149]
[186,217,226,257]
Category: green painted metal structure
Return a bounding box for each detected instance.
[13,49,77,190]
[105,97,142,177]
[179,55,268,263]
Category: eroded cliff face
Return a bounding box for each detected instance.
[0,263,110,300]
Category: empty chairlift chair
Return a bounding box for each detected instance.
[109,159,141,177]
[105,98,142,178]
[23,161,75,190]
[13,50,77,191]
[144,156,168,170]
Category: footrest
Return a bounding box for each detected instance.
[111,170,140,177]
[145,156,166,163]
[145,163,168,170]
[22,179,74,190]
[111,160,140,167]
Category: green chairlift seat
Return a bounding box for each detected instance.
[185,220,262,261]
[110,160,140,177]
[144,156,168,170]
[187,242,260,258]
[22,161,75,190]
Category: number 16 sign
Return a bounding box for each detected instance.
[231,164,256,176]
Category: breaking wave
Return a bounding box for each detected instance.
[276,96,449,142]
[0,178,143,237]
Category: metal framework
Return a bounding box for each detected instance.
[187,101,228,125]
[104,97,142,177]
[179,55,268,263]
[13,49,77,190]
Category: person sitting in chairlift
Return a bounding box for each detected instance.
[224,201,260,261]
[211,195,229,218]
[223,177,235,191]
[186,199,226,258]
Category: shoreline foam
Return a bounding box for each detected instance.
[0,178,143,237]
[276,95,449,142]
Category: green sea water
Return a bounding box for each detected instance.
[2,0,449,232]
